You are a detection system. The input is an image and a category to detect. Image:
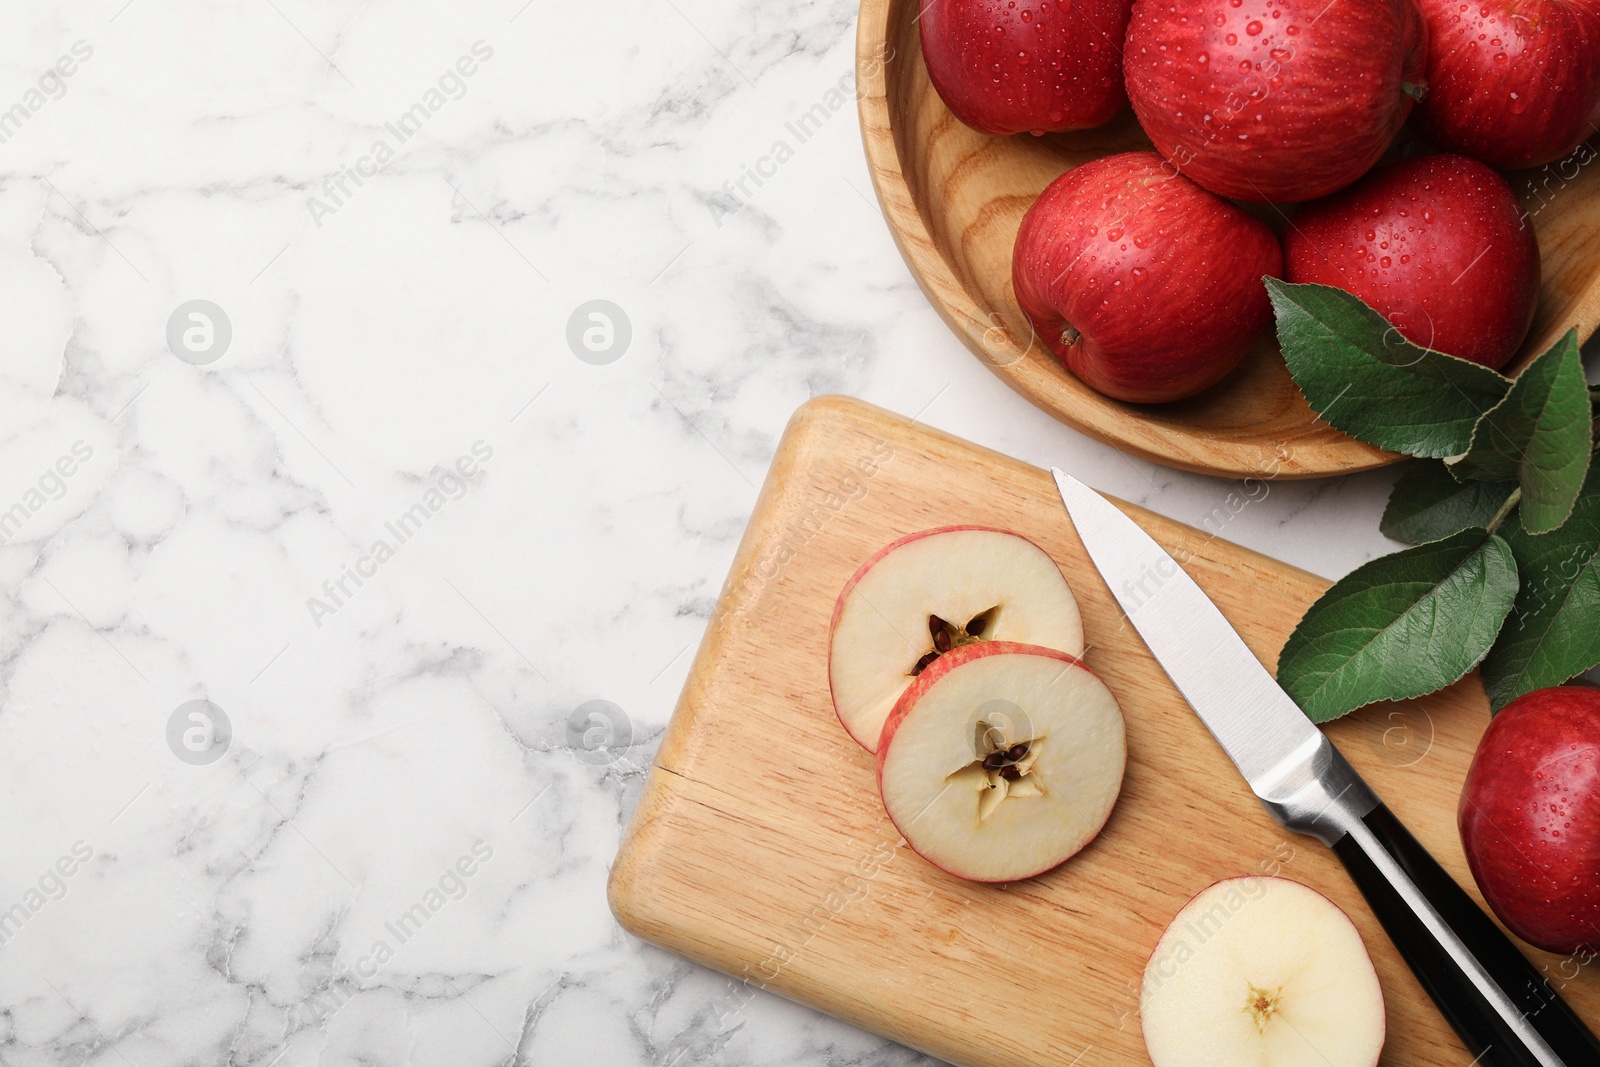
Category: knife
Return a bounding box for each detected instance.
[1052,470,1600,1067]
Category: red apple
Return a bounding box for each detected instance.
[876,641,1126,882]
[1012,151,1283,403]
[828,525,1084,753]
[1123,0,1428,202]
[1284,153,1540,369]
[1414,0,1600,170]
[919,0,1133,136]
[1459,685,1600,955]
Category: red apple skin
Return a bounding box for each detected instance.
[1012,151,1284,403]
[1284,154,1540,369]
[1459,686,1600,955]
[1414,0,1600,170]
[1124,0,1428,202]
[919,0,1133,136]
[875,641,1113,883]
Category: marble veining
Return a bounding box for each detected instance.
[0,1,1556,1065]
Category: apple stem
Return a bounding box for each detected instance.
[1401,81,1428,103]
[1059,326,1081,348]
[1486,486,1523,535]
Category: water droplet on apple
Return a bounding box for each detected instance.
[1225,31,1238,43]
[1246,19,1263,33]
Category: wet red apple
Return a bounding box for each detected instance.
[1459,686,1600,955]
[1284,153,1539,369]
[1123,0,1428,202]
[1012,151,1283,403]
[1414,0,1600,170]
[919,0,1133,136]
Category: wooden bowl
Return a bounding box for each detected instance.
[855,0,1600,479]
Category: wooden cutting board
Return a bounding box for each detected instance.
[608,395,1599,1066]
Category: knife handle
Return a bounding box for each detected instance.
[1331,803,1600,1066]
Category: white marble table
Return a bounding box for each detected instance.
[0,3,1587,1065]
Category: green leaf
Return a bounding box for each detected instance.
[1480,453,1600,710]
[1277,529,1520,722]
[1448,331,1592,534]
[1380,462,1517,545]
[1267,280,1512,458]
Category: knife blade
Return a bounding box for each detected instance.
[1052,469,1600,1067]
[1051,468,1322,792]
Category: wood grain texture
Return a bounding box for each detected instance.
[855,0,1600,479]
[608,396,1600,1067]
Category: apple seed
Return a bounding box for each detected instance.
[965,606,998,636]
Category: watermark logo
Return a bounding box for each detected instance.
[0,439,95,548]
[0,841,94,947]
[306,41,495,228]
[167,700,232,765]
[568,699,633,766]
[566,300,631,365]
[296,840,495,1027]
[0,40,93,146]
[166,300,232,365]
[709,44,895,229]
[306,442,494,628]
[1367,705,1434,768]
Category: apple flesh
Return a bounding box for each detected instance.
[876,642,1125,883]
[1012,151,1283,403]
[1284,153,1540,369]
[830,527,1084,753]
[1141,877,1386,1067]
[1414,0,1600,170]
[1459,685,1600,955]
[1123,0,1426,202]
[919,0,1133,136]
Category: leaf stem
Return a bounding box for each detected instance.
[1486,486,1522,535]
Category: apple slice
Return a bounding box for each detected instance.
[829,527,1084,753]
[1141,877,1386,1067]
[876,642,1124,883]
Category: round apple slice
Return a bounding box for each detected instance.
[1141,877,1386,1067]
[875,641,1124,883]
[829,527,1084,753]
